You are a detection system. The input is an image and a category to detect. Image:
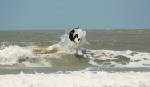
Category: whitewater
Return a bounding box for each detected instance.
[0,71,150,87]
[0,29,150,87]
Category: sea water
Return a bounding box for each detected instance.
[0,29,150,87]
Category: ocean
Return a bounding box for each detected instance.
[0,29,150,87]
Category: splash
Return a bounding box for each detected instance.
[34,29,87,54]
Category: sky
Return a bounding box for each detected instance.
[0,0,150,29]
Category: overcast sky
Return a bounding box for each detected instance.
[0,0,150,29]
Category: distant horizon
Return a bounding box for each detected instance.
[0,28,150,31]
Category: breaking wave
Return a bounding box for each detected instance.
[0,31,150,69]
[0,32,83,67]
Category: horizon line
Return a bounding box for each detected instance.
[0,28,150,31]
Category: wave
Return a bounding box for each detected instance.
[0,31,150,69]
[0,33,81,67]
[0,46,33,65]
[77,49,150,68]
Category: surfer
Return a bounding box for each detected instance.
[69,26,84,44]
[69,27,87,58]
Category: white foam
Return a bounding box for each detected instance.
[0,46,34,65]
[80,49,150,67]
[0,71,149,87]
[47,33,76,54]
[0,46,150,68]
